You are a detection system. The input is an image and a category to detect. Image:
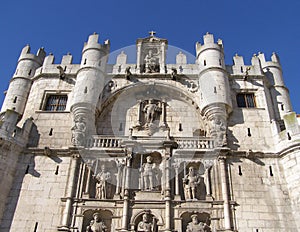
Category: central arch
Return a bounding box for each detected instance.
[96,82,207,137]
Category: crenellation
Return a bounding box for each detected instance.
[0,32,299,232]
[61,53,73,65]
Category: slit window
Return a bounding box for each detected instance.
[44,95,67,111]
[236,93,256,108]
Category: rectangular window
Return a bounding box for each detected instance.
[236,93,256,108]
[44,95,67,111]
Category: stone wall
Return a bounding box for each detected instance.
[0,142,22,225]
[0,153,71,232]
[229,157,297,231]
[280,150,300,229]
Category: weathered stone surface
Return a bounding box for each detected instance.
[0,32,299,232]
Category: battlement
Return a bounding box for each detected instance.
[18,45,46,65]
[82,33,110,54]
[196,32,223,57]
[230,53,263,76]
[258,52,281,68]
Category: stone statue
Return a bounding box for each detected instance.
[183,167,201,200]
[137,213,157,232]
[143,99,161,126]
[86,212,107,232]
[186,214,210,232]
[144,50,159,73]
[71,116,86,146]
[140,156,158,191]
[95,165,111,199]
[125,66,132,80]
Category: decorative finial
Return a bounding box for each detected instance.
[149,31,156,37]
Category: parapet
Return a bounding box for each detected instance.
[82,33,110,54]
[196,32,223,57]
[18,45,46,65]
[43,53,55,65]
[176,52,187,65]
[61,53,73,65]
[230,53,263,76]
[258,52,281,69]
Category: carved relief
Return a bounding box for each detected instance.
[71,116,86,146]
[143,49,160,73]
[208,116,227,147]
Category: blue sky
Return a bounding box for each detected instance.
[0,0,299,113]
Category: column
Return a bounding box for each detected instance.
[173,161,180,198]
[121,151,132,231]
[115,159,125,196]
[159,101,167,128]
[84,166,91,195]
[136,100,142,127]
[59,154,80,230]
[164,146,172,232]
[204,160,214,198]
[219,156,232,231]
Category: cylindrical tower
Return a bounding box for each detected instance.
[1,45,45,115]
[71,33,110,144]
[196,33,232,146]
[258,52,292,121]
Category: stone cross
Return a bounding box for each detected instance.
[149,31,156,37]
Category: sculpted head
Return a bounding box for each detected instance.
[146,156,153,163]
[142,213,149,222]
[93,212,101,222]
[191,214,198,225]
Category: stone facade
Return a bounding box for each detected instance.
[0,32,299,232]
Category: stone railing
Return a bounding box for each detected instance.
[175,137,215,149]
[86,136,215,149]
[86,136,124,148]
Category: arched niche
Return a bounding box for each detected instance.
[180,211,211,232]
[96,83,206,137]
[82,209,113,232]
[130,209,164,232]
[130,151,163,191]
[88,160,117,199]
[181,162,206,200]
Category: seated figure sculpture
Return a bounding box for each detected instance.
[186,214,210,232]
[86,212,107,232]
[137,213,157,232]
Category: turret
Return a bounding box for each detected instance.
[70,33,110,145]
[1,45,45,115]
[258,52,292,121]
[196,33,232,147]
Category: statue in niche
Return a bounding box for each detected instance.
[137,213,158,232]
[71,116,86,146]
[209,116,227,147]
[86,212,107,232]
[183,167,201,201]
[140,156,160,191]
[95,164,111,199]
[186,214,211,232]
[143,99,161,126]
[144,49,160,73]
